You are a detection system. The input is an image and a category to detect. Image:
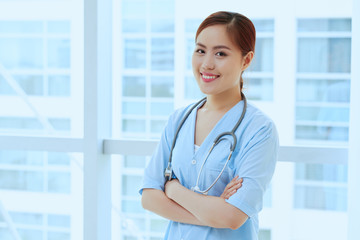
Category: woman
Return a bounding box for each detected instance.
[140,11,278,239]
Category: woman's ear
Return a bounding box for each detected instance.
[242,51,254,71]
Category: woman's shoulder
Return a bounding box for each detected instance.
[242,103,277,136]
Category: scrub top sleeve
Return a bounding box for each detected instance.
[139,113,176,195]
[226,122,279,218]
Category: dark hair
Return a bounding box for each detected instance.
[195,11,256,91]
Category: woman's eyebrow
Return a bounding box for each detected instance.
[196,42,231,50]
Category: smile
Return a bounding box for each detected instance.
[201,73,219,82]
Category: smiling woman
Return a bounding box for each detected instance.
[140,11,279,240]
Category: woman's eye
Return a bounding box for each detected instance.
[195,49,205,54]
[216,52,227,57]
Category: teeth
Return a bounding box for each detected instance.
[202,75,216,79]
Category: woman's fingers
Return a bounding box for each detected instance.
[224,176,239,190]
[220,177,243,199]
[225,178,243,199]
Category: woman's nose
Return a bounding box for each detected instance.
[202,55,215,70]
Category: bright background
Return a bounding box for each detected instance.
[0,0,359,240]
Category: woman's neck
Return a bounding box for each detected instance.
[203,89,242,112]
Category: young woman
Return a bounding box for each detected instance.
[140,11,278,239]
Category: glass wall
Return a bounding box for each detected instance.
[294,18,351,214]
[0,1,84,240]
[0,0,355,240]
[0,19,82,137]
[120,0,175,139]
[0,151,83,240]
[295,18,351,143]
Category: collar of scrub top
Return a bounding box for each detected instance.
[164,93,247,194]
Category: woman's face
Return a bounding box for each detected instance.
[192,24,248,97]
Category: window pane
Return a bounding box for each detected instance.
[47,232,70,240]
[0,117,42,130]
[48,75,71,96]
[296,106,349,122]
[296,125,348,141]
[296,163,347,182]
[297,38,351,73]
[124,39,146,69]
[122,76,146,97]
[151,19,174,32]
[296,79,350,102]
[122,101,146,115]
[294,185,347,211]
[150,0,174,17]
[121,0,146,18]
[298,19,351,32]
[47,39,70,68]
[0,38,43,69]
[253,19,274,32]
[47,21,70,33]
[18,229,43,240]
[122,200,144,213]
[0,151,78,193]
[151,38,174,70]
[10,212,43,225]
[0,170,44,191]
[185,76,204,100]
[47,152,70,166]
[251,38,273,72]
[0,76,15,95]
[48,171,71,193]
[122,18,146,33]
[151,76,174,97]
[244,78,273,101]
[123,155,147,168]
[0,150,43,165]
[150,102,173,116]
[49,118,71,131]
[48,214,71,228]
[14,75,43,95]
[122,175,142,196]
[0,20,81,137]
[150,119,167,134]
[0,21,43,34]
[296,18,351,143]
[122,119,146,133]
[0,150,82,239]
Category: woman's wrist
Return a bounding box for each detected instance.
[165,179,180,199]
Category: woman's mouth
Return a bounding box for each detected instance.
[201,73,219,83]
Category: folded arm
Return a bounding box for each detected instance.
[141,176,242,227]
[165,179,248,230]
[141,188,206,226]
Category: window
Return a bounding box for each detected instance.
[294,19,351,214]
[0,19,82,137]
[1,1,358,240]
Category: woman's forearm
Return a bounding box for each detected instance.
[141,188,206,226]
[165,181,248,230]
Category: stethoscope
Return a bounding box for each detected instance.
[164,92,247,195]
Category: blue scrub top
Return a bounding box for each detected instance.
[140,99,279,240]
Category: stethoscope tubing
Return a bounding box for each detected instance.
[165,93,247,193]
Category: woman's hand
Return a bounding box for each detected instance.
[220,176,243,200]
[165,179,181,199]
